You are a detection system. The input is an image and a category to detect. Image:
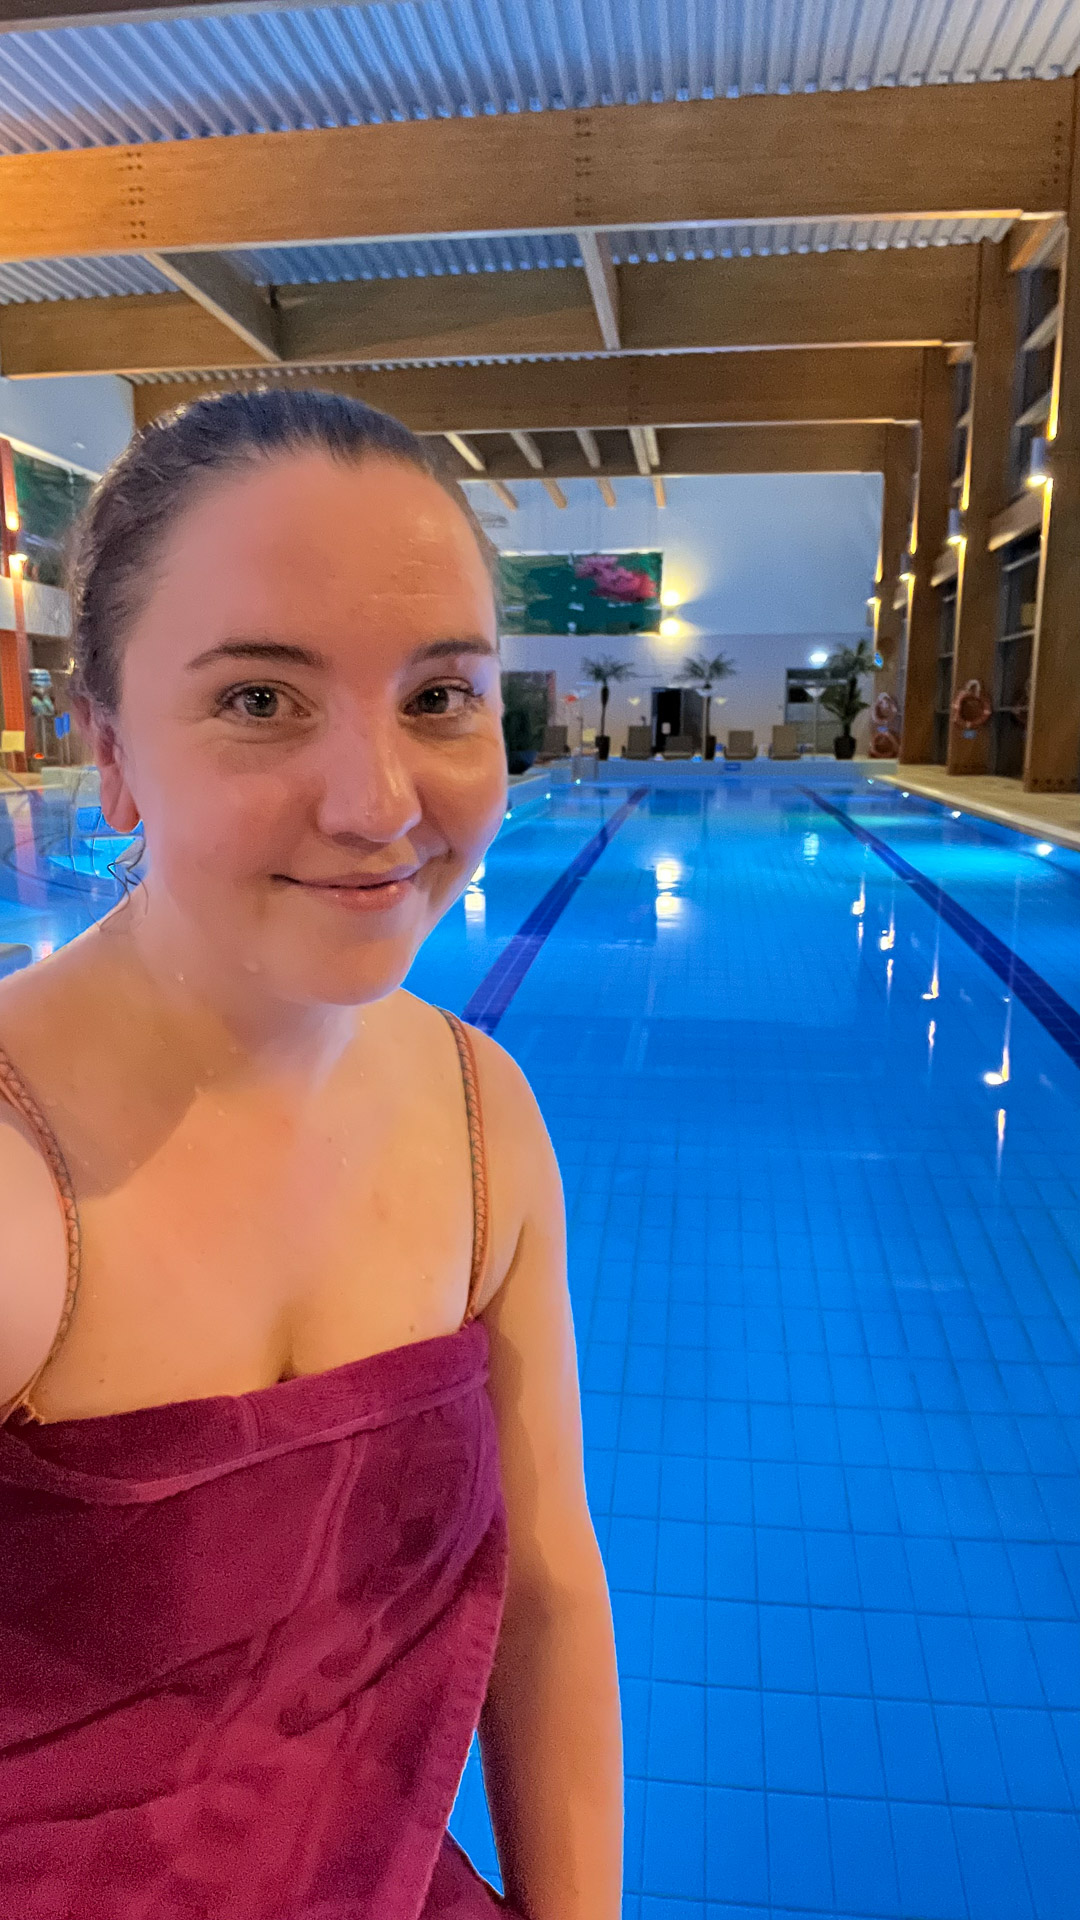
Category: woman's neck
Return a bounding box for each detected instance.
[103,892,362,1088]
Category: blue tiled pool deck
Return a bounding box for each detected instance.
[4,768,1080,1919]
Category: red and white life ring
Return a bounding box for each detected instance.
[951,679,992,731]
[869,729,901,758]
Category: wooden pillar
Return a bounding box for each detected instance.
[948,242,1018,775]
[1025,80,1080,792]
[900,348,953,764]
[875,425,917,706]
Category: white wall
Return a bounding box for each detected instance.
[0,374,134,477]
[471,472,883,746]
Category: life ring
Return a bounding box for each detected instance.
[869,729,901,758]
[952,678,992,730]
[872,691,900,728]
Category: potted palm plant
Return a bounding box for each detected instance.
[582,655,635,761]
[821,640,874,759]
[677,650,737,758]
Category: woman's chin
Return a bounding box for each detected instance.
[258,928,426,1008]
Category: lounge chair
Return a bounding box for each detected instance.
[622,725,653,759]
[663,734,696,759]
[768,724,800,760]
[723,730,758,760]
[538,724,569,759]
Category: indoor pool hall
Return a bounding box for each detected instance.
[3,765,1078,1920]
[4,4,1080,1913]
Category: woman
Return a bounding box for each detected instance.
[0,390,622,1919]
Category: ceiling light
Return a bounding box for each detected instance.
[660,587,682,609]
[659,617,681,638]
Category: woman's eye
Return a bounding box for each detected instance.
[219,684,298,723]
[408,684,474,718]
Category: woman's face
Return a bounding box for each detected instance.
[97,451,506,1007]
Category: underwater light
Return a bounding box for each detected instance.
[1034,842,1053,857]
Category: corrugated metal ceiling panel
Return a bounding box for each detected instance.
[0,254,171,301]
[0,0,1075,156]
[609,217,1017,263]
[0,215,1012,302]
[234,233,583,284]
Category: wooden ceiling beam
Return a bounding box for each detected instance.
[0,248,979,380]
[145,250,281,362]
[0,80,1070,264]
[576,230,621,350]
[509,430,545,470]
[542,477,568,509]
[627,426,653,475]
[130,349,924,434]
[652,475,667,507]
[596,476,617,508]
[442,423,891,480]
[1007,216,1067,273]
[444,431,485,471]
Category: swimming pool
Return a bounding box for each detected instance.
[3,770,1079,1920]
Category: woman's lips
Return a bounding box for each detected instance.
[279,870,421,912]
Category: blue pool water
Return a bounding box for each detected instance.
[3,770,1079,1919]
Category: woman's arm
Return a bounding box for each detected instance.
[475,1039,622,1920]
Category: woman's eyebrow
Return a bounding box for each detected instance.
[409,639,498,664]
[187,640,327,672]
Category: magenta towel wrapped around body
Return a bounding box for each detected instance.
[0,1320,511,1918]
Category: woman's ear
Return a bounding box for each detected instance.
[78,701,141,834]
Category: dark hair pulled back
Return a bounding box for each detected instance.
[70,385,493,715]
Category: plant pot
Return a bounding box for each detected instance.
[833,734,856,760]
[507,750,537,775]
[596,734,611,762]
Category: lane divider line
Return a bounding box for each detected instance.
[463,786,649,1035]
[805,787,1080,1075]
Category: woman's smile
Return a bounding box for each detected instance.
[278,864,425,912]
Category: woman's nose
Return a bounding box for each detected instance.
[314,711,423,846]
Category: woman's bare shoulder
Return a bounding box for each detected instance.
[0,1101,70,1409]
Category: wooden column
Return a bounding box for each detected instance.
[1025,81,1080,792]
[948,242,1018,775]
[900,348,953,764]
[875,424,917,705]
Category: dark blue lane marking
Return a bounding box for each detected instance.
[463,786,648,1035]
[805,787,1080,1074]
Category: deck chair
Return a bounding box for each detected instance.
[622,725,653,759]
[768,724,800,760]
[663,734,696,759]
[723,730,758,760]
[538,724,569,759]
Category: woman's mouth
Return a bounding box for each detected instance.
[278,868,422,912]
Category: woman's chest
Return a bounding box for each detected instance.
[34,1087,477,1418]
